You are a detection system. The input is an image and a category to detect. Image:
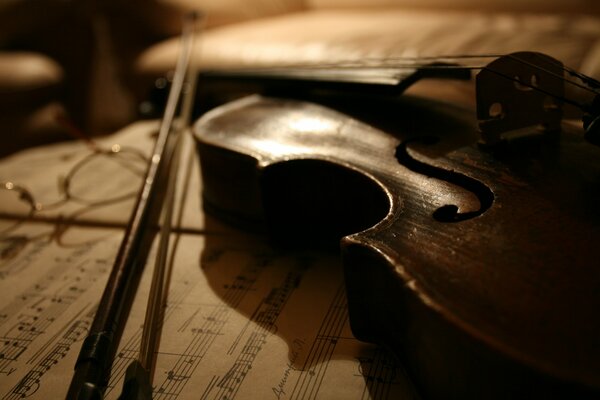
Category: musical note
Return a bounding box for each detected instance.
[0,124,417,399]
[2,306,95,399]
[147,250,272,400]
[0,255,108,377]
[0,225,121,398]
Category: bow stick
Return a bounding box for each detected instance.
[66,12,198,400]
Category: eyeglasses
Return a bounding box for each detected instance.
[0,142,149,268]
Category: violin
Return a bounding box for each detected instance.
[193,52,600,399]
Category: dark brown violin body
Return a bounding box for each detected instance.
[193,57,600,398]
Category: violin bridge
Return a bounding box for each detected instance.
[476,51,564,146]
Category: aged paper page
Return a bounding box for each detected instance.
[0,222,417,399]
[0,121,418,399]
[0,121,207,232]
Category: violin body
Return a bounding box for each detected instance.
[193,91,600,398]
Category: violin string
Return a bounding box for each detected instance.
[505,53,600,96]
[212,53,600,99]
[483,65,586,109]
[328,59,597,95]
[483,53,596,109]
[375,53,599,96]
[564,65,600,89]
[226,54,502,69]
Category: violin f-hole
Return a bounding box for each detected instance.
[395,137,494,222]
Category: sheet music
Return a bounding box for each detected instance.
[0,123,418,399]
[0,121,155,225]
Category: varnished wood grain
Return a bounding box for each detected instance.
[193,94,600,399]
